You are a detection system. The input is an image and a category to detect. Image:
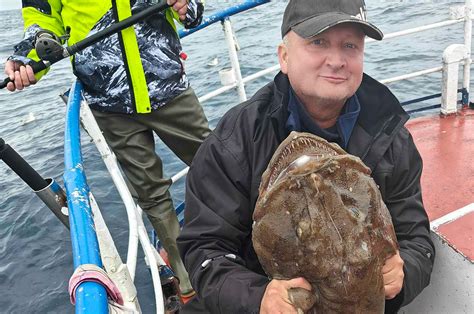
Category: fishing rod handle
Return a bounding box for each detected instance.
[1,1,169,89]
[0,60,49,89]
[0,138,49,191]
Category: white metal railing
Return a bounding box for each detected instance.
[89,193,141,312]
[441,44,469,114]
[223,18,247,102]
[463,0,472,96]
[365,20,463,43]
[380,67,444,85]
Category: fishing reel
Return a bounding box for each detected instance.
[34,28,70,62]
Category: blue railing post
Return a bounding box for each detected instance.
[64,80,108,313]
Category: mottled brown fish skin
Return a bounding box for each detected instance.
[252,132,398,313]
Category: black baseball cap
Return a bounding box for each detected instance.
[281,0,383,40]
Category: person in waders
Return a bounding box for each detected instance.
[4,0,210,299]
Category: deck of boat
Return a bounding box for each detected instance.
[401,107,473,313]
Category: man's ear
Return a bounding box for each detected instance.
[278,42,288,74]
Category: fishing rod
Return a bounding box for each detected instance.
[0,0,169,89]
[0,138,69,228]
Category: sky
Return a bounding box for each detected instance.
[0,0,21,11]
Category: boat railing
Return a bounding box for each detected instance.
[65,80,169,313]
[64,81,108,313]
[179,0,270,39]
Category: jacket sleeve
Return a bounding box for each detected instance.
[384,128,435,312]
[182,0,204,28]
[178,133,270,313]
[10,0,65,80]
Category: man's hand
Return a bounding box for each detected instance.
[167,0,188,21]
[382,250,404,299]
[260,277,312,314]
[4,60,36,92]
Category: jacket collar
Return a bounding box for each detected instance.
[269,72,292,142]
[350,74,409,170]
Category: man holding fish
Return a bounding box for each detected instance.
[178,0,434,313]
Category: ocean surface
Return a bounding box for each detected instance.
[0,1,472,313]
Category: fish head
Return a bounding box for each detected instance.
[252,131,398,313]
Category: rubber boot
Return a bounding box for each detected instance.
[148,210,194,295]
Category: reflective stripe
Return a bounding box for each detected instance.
[166,9,178,33]
[116,0,151,113]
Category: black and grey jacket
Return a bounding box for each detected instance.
[11,0,204,114]
[178,72,435,313]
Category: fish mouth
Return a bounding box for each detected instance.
[260,132,346,193]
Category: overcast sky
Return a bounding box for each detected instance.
[0,0,21,11]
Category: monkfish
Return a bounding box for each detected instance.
[252,132,398,313]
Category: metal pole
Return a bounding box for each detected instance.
[0,138,48,191]
[463,0,472,104]
[441,44,468,114]
[35,178,69,228]
[179,0,271,38]
[222,18,247,102]
[0,1,169,89]
[0,138,69,227]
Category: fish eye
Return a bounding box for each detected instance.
[350,207,360,218]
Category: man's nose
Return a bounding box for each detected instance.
[325,49,346,69]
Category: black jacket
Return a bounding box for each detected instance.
[178,72,435,313]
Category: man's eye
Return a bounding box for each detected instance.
[345,43,356,49]
[311,39,323,45]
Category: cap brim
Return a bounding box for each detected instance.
[292,12,383,41]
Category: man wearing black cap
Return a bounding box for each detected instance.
[178,0,434,313]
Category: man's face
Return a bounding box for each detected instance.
[278,23,365,108]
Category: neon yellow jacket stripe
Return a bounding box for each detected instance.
[114,0,150,113]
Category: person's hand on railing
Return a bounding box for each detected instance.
[167,0,188,21]
[4,60,37,92]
